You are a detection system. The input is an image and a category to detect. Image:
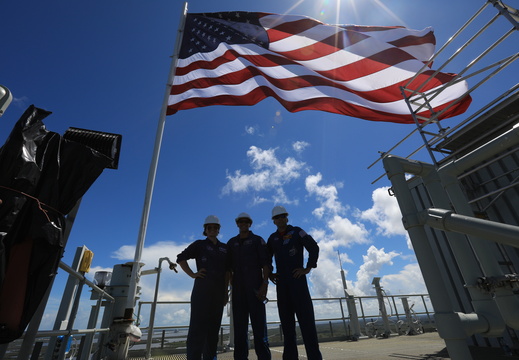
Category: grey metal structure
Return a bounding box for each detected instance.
[377,1,519,358]
[339,252,361,340]
[371,277,391,338]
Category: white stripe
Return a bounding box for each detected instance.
[261,15,435,61]
[260,13,433,44]
[174,43,435,93]
[177,33,432,79]
[270,31,434,65]
[169,72,468,115]
[267,23,344,51]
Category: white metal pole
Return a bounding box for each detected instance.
[145,260,163,360]
[125,2,189,314]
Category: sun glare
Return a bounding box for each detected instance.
[372,0,407,27]
[313,0,407,27]
[284,0,306,17]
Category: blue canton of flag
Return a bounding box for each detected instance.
[179,12,269,59]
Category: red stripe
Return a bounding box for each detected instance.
[174,47,452,102]
[167,85,471,123]
[389,31,436,48]
[175,49,295,77]
[266,18,324,42]
[172,60,464,105]
[176,46,418,87]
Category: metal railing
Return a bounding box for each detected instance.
[133,293,434,356]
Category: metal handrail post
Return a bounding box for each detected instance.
[145,257,177,359]
[145,266,162,360]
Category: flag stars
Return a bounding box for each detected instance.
[180,12,269,58]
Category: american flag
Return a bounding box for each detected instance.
[167,12,471,124]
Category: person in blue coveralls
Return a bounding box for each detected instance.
[267,206,322,360]
[177,215,231,360]
[227,212,272,360]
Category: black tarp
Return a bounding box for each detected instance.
[0,105,113,343]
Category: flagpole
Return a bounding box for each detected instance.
[125,1,189,315]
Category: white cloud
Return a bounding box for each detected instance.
[245,126,255,135]
[112,244,136,260]
[359,187,407,237]
[354,245,400,296]
[310,256,345,298]
[380,263,427,295]
[305,173,345,218]
[327,215,370,247]
[292,140,309,154]
[222,146,307,203]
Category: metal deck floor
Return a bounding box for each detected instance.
[129,332,451,359]
[128,332,519,360]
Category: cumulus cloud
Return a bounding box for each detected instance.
[310,255,346,298]
[292,141,309,154]
[222,146,307,203]
[354,246,400,296]
[359,186,407,237]
[327,216,370,247]
[380,263,427,295]
[305,173,345,218]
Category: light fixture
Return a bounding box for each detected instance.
[63,127,122,169]
[93,271,112,289]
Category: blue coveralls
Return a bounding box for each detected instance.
[267,225,322,360]
[177,239,230,360]
[227,231,271,360]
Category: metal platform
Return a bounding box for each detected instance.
[127,332,519,360]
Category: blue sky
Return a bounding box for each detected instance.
[2,0,517,329]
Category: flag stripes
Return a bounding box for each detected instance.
[168,12,471,123]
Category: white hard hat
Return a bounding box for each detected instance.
[235,212,253,224]
[204,215,220,225]
[272,205,288,219]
